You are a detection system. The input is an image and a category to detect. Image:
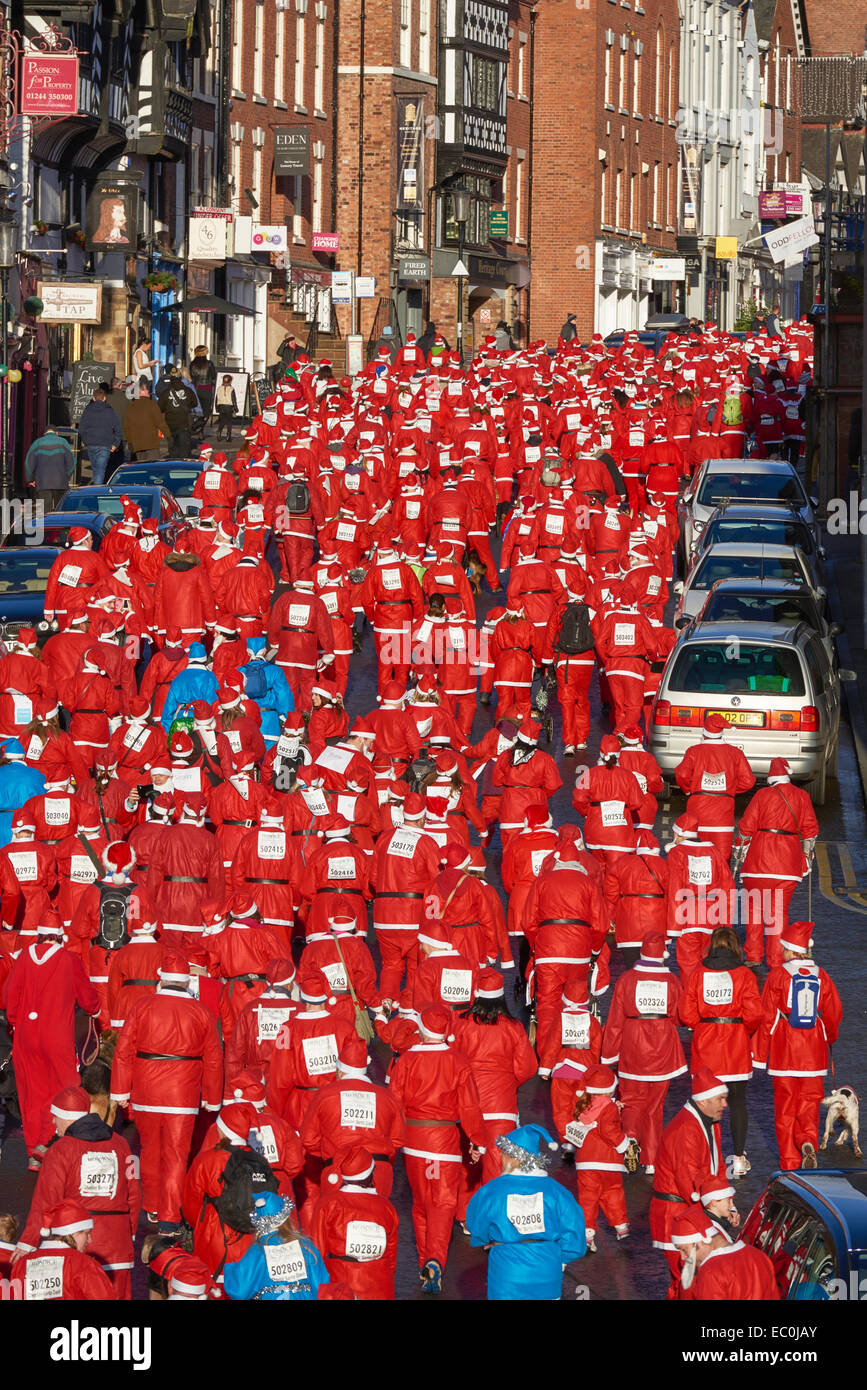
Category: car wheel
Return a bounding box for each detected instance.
[806,758,827,807]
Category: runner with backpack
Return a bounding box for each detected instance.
[548,598,597,754]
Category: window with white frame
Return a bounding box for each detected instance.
[652,161,659,222]
[665,161,671,225]
[774,32,780,107]
[629,171,636,229]
[400,0,411,69]
[314,13,325,108]
[231,138,242,212]
[295,13,306,107]
[312,157,323,232]
[654,28,661,116]
[633,43,641,114]
[275,9,285,101]
[293,173,304,237]
[232,0,244,90]
[668,42,675,119]
[615,169,622,226]
[604,39,612,105]
[418,0,430,74]
[619,46,627,108]
[785,52,792,110]
[253,1,264,96]
[518,35,526,97]
[600,164,607,223]
[515,155,524,240]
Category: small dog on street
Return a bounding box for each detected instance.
[820,1086,862,1158]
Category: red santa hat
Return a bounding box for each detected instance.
[66,526,91,546]
[101,841,135,879]
[15,627,37,651]
[50,1086,91,1125]
[779,919,814,953]
[403,793,426,821]
[327,1145,375,1186]
[476,967,504,1000]
[351,717,375,739]
[561,975,590,1007]
[583,1064,617,1095]
[328,904,358,935]
[767,757,791,785]
[636,830,662,857]
[639,931,668,963]
[419,1004,453,1041]
[36,910,65,937]
[11,807,35,833]
[425,795,448,820]
[216,1101,259,1146]
[599,733,621,759]
[323,814,352,842]
[300,969,336,1005]
[336,1035,370,1077]
[698,1175,735,1205]
[127,694,150,720]
[524,805,552,831]
[618,724,643,747]
[40,1200,93,1239]
[417,922,451,951]
[158,949,190,984]
[516,718,540,745]
[703,712,729,739]
[166,1255,217,1299]
[169,730,195,761]
[671,1209,717,1247]
[691,1067,728,1102]
[229,892,259,922]
[266,957,296,989]
[443,842,472,871]
[672,811,700,840]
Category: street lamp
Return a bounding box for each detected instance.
[452,188,471,366]
[0,211,19,503]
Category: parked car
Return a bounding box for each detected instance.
[0,548,62,633]
[673,542,826,623]
[677,458,816,569]
[685,578,842,667]
[648,619,843,803]
[686,501,824,574]
[0,511,115,551]
[742,1170,867,1300]
[107,460,204,514]
[57,485,188,546]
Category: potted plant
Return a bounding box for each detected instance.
[143,270,180,294]
[30,220,48,238]
[66,227,86,248]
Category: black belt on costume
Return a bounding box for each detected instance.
[136,1051,202,1062]
[377,599,410,606]
[223,819,254,827]
[317,886,362,895]
[635,1012,667,1020]
[652,1192,686,1204]
[702,1016,743,1025]
[377,891,424,900]
[623,893,664,899]
[246,876,290,885]
[122,978,158,988]
[164,875,208,883]
[759,828,798,836]
[539,918,592,928]
[227,973,267,985]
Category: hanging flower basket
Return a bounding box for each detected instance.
[30,220,48,238]
[66,228,86,248]
[143,270,180,294]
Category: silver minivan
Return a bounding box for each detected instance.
[677,458,817,569]
[673,543,825,623]
[649,620,842,804]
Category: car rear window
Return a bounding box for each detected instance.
[61,491,153,517]
[0,554,53,593]
[691,552,802,590]
[668,642,806,696]
[702,594,818,628]
[704,520,812,551]
[698,471,806,507]
[114,468,198,496]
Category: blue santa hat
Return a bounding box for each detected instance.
[496,1123,558,1171]
[187,643,207,663]
[0,739,25,760]
[246,635,267,658]
[250,1188,295,1236]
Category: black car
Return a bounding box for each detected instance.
[107,460,205,514]
[743,1170,867,1300]
[0,511,115,551]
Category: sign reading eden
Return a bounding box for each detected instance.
[274,128,310,176]
[20,54,79,115]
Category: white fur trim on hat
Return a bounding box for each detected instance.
[701,1183,735,1203]
[692,1080,728,1102]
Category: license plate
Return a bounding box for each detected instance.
[709,709,765,728]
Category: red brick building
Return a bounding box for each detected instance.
[530,0,681,344]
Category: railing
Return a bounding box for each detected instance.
[304,302,340,358]
[365,296,402,363]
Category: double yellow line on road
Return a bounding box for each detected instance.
[815,842,867,915]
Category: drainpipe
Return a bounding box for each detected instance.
[356,0,366,280]
[525,2,536,341]
[330,0,339,255]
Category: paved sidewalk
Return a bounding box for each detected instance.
[823,526,867,805]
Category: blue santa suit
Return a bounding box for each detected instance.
[0,743,45,847]
[223,1231,330,1301]
[239,639,294,747]
[161,646,219,732]
[466,1171,587,1300]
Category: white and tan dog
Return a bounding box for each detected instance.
[820,1087,862,1159]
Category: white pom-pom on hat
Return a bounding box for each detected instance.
[327,1170,341,1185]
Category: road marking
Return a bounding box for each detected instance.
[816,842,867,916]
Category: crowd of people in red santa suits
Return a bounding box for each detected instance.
[0,315,840,1302]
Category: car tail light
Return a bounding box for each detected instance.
[800,705,820,732]
[768,709,801,731]
[652,699,671,726]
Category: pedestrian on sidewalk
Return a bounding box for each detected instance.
[78,387,122,484]
[123,383,168,461]
[189,346,217,424]
[23,426,75,510]
[215,375,239,441]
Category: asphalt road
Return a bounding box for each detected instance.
[1,526,864,1301]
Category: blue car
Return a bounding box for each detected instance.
[1,511,115,551]
[57,485,189,546]
[743,1170,867,1300]
[107,460,205,514]
[0,547,63,632]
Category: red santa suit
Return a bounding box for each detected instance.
[18,1233,115,1301]
[523,847,608,1042]
[44,535,110,630]
[265,979,355,1132]
[678,950,762,1083]
[388,1011,487,1273]
[571,1066,630,1244]
[492,729,562,849]
[181,1104,260,1279]
[674,716,756,858]
[267,580,335,713]
[204,910,286,1039]
[106,925,163,1030]
[146,806,225,944]
[372,813,441,1001]
[666,817,736,979]
[357,550,425,698]
[225,965,299,1091]
[752,923,842,1170]
[736,763,817,967]
[603,837,669,961]
[650,1072,727,1296]
[301,1051,405,1199]
[691,1240,780,1300]
[601,938,686,1168]
[572,746,643,862]
[110,960,223,1225]
[540,980,603,1141]
[3,929,100,1156]
[298,823,371,937]
[593,586,654,730]
[230,813,299,947]
[310,1153,400,1300]
[501,813,560,947]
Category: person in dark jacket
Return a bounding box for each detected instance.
[189,346,217,423]
[156,369,199,458]
[416,321,438,360]
[77,389,122,485]
[558,313,578,344]
[23,428,76,509]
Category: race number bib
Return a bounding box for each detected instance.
[600,799,626,828]
[301,1033,338,1076]
[171,766,201,793]
[204,471,222,490]
[328,855,356,880]
[448,380,463,397]
[263,1242,307,1284]
[44,798,70,827]
[70,854,97,884]
[24,1255,64,1301]
[12,693,32,725]
[58,565,82,587]
[276,735,300,760]
[321,591,339,616]
[247,475,265,491]
[9,852,38,881]
[123,724,148,750]
[336,795,357,821]
[254,1124,279,1165]
[387,829,418,859]
[336,523,356,543]
[531,848,552,876]
[224,730,242,753]
[565,1119,594,1148]
[257,830,286,859]
[633,772,648,795]
[301,786,330,817]
[448,627,466,652]
[345,1220,386,1261]
[321,960,348,993]
[561,1012,591,1048]
[546,512,564,536]
[566,412,582,432]
[257,1007,291,1043]
[340,1089,377,1130]
[702,972,733,1007]
[26,735,43,760]
[441,518,461,533]
[644,519,659,539]
[635,979,668,1015]
[80,1150,119,1199]
[405,500,421,520]
[506,1192,545,1235]
[524,445,541,463]
[688,856,713,886]
[381,569,402,591]
[628,429,644,447]
[647,575,662,596]
[440,968,473,1003]
[613,623,635,646]
[288,605,310,627]
[700,771,727,793]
